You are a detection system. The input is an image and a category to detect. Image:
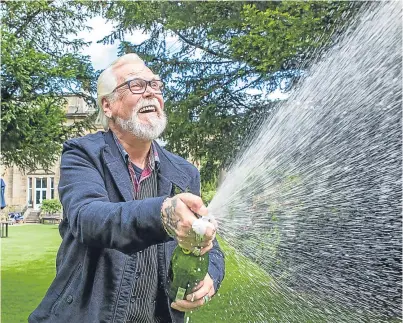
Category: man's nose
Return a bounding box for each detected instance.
[143,85,156,97]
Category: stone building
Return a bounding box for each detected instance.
[1,95,100,218]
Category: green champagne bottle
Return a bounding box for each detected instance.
[168,246,209,301]
[168,217,213,301]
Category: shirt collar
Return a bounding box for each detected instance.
[111,131,160,170]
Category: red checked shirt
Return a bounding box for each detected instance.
[112,132,165,323]
[112,132,160,199]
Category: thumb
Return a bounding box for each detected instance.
[177,193,208,216]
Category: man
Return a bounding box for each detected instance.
[29,53,225,323]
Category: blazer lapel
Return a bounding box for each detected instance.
[102,132,134,202]
[154,142,190,195]
[157,173,173,197]
[101,132,192,201]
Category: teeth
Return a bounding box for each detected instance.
[139,106,156,113]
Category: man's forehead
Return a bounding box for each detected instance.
[125,72,161,81]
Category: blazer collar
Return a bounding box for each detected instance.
[102,131,190,200]
[102,131,134,201]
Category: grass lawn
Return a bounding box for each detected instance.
[1,225,398,323]
[1,225,62,323]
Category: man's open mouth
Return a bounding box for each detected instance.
[139,106,157,113]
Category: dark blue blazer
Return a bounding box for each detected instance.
[29,131,225,323]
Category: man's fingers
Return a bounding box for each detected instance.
[199,241,213,255]
[203,222,216,239]
[173,297,204,311]
[171,302,187,312]
[207,285,215,298]
[172,275,215,312]
[171,299,203,312]
[191,280,204,292]
[186,282,209,301]
[177,193,207,216]
[173,193,216,251]
[185,280,203,297]
[196,205,208,217]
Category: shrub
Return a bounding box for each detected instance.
[40,199,62,216]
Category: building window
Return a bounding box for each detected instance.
[28,177,33,206]
[35,177,47,207]
[50,177,54,199]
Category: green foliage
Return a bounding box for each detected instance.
[40,199,62,215]
[94,1,362,182]
[201,178,218,205]
[1,1,97,172]
[232,2,353,72]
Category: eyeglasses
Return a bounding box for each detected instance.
[113,78,164,94]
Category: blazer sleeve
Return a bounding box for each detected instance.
[58,139,170,255]
[188,167,225,293]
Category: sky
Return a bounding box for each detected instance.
[79,17,289,100]
[77,16,135,71]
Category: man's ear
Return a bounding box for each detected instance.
[101,97,112,118]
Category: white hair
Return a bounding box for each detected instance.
[96,53,145,130]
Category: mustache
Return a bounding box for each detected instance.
[135,98,161,111]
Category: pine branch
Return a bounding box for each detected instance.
[175,31,230,59]
[14,8,42,38]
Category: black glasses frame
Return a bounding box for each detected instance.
[112,78,164,94]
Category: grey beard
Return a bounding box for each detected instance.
[115,110,167,140]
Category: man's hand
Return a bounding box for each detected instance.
[161,193,216,254]
[171,273,215,312]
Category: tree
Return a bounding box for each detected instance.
[1,1,97,172]
[94,1,362,184]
